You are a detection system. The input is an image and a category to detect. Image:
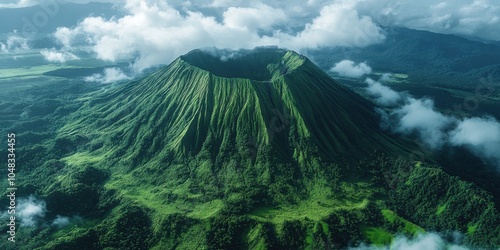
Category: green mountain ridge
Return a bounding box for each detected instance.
[2,48,499,249]
[63,48,408,161]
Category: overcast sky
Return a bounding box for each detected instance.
[1,0,499,70]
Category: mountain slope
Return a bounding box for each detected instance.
[56,48,417,216]
[63,48,408,162]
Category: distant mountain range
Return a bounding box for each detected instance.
[0,2,121,36]
[309,27,500,90]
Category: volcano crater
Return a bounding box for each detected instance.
[181,48,294,81]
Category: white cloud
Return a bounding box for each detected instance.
[392,233,445,250]
[278,2,385,50]
[3,0,500,42]
[40,48,79,63]
[84,67,130,84]
[330,60,372,78]
[365,77,402,106]
[371,80,500,169]
[449,117,500,167]
[1,195,82,229]
[0,35,29,53]
[207,0,245,8]
[223,3,287,31]
[351,232,470,250]
[51,215,71,228]
[0,0,37,8]
[393,98,454,149]
[41,0,497,70]
[54,27,76,48]
[52,1,384,71]
[379,73,392,82]
[52,2,284,71]
[17,196,46,227]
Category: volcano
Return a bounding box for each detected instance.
[40,48,499,249]
[67,48,407,161]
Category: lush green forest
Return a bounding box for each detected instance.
[0,48,499,249]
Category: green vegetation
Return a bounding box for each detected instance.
[0,48,498,249]
[436,204,447,215]
[0,64,75,79]
[381,209,424,235]
[362,227,393,246]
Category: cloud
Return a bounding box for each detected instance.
[392,98,454,149]
[52,1,384,71]
[0,35,29,53]
[330,60,373,78]
[449,117,500,167]
[365,78,402,106]
[0,0,113,8]
[2,195,83,229]
[352,0,500,41]
[379,73,392,82]
[84,67,131,84]
[4,0,500,43]
[51,215,71,228]
[371,80,500,169]
[17,195,47,227]
[368,81,452,149]
[51,2,289,71]
[277,2,385,50]
[40,48,79,63]
[223,3,288,31]
[351,232,470,250]
[200,0,500,42]
[0,0,37,8]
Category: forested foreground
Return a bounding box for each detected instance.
[1,132,498,249]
